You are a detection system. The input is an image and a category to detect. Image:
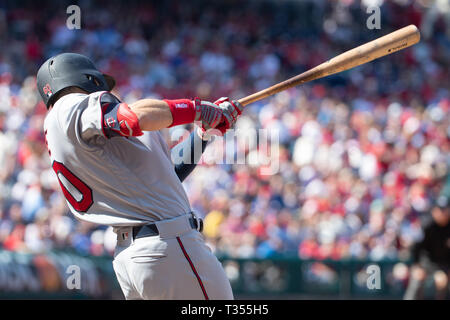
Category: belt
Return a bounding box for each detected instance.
[132,215,203,240]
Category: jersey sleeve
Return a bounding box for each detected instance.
[79,91,113,142]
[53,91,111,148]
[55,91,142,149]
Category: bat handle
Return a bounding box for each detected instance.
[237,95,262,107]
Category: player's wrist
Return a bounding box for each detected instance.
[164,99,196,127]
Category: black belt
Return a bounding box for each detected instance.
[132,216,203,240]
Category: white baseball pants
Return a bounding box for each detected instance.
[112,214,233,300]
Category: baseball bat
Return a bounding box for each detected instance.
[238,24,420,106]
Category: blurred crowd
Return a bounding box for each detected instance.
[0,0,448,261]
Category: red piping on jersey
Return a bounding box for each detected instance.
[176,236,209,300]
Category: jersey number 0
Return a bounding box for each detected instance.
[52,161,93,212]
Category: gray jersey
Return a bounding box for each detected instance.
[43,91,192,226]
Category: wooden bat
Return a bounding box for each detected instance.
[238,24,420,106]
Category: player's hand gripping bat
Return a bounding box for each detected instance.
[237,25,421,106]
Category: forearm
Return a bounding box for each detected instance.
[129,99,173,131]
[173,129,208,182]
[126,96,243,135]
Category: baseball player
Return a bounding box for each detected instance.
[36,53,243,300]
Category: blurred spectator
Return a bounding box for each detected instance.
[404,196,450,300]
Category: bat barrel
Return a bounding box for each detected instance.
[238,25,420,106]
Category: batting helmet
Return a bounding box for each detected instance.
[37,53,116,108]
